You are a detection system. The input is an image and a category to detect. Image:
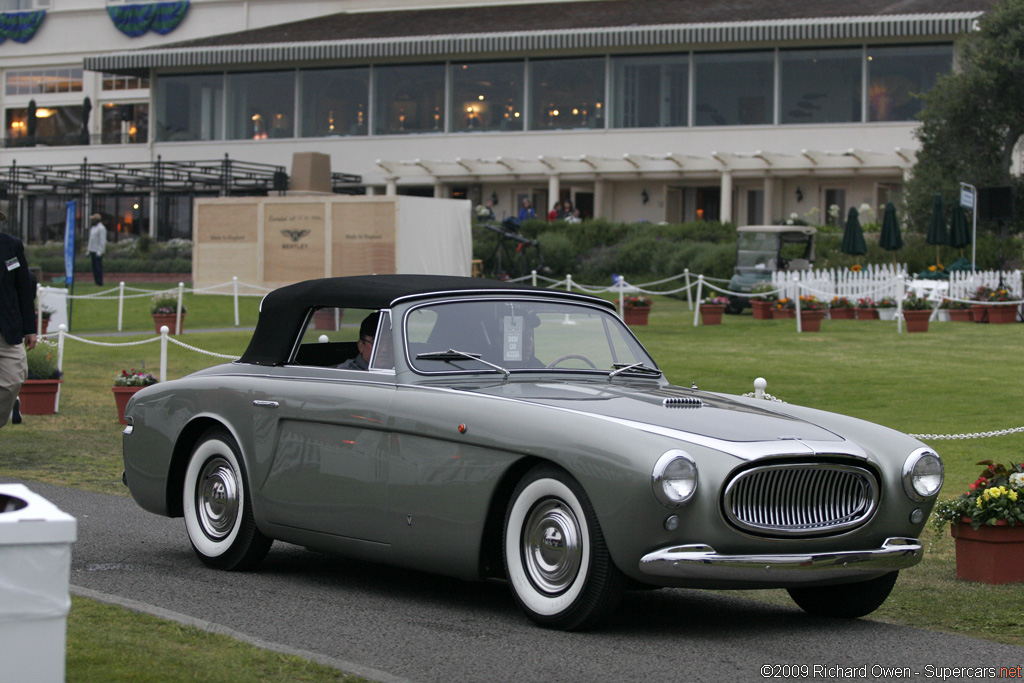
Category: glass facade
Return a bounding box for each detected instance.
[612,54,688,128]
[374,63,446,135]
[780,48,862,124]
[101,102,148,144]
[868,44,953,121]
[694,51,773,126]
[5,68,83,96]
[134,43,952,143]
[300,67,369,137]
[450,61,523,133]
[529,58,604,130]
[5,104,84,147]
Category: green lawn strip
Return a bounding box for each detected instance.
[8,292,1024,667]
[67,596,371,683]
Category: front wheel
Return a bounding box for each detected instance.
[787,571,898,618]
[503,465,625,630]
[182,428,271,570]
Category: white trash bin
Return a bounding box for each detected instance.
[0,484,77,683]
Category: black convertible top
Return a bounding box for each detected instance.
[239,274,613,366]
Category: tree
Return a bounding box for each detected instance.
[906,0,1024,233]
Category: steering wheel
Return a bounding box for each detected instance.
[545,354,598,369]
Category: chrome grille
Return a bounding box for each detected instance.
[723,463,878,536]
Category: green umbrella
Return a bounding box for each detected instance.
[925,194,946,267]
[840,206,867,256]
[878,202,903,252]
[948,199,971,251]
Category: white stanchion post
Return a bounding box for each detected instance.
[693,276,704,327]
[36,282,42,337]
[176,282,184,335]
[232,277,239,327]
[117,282,125,332]
[531,270,537,287]
[897,280,905,334]
[55,324,67,412]
[684,269,693,310]
[796,284,803,333]
[159,326,169,382]
[566,274,573,292]
[618,280,625,317]
[754,377,766,400]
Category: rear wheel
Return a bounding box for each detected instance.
[787,571,898,618]
[182,428,271,570]
[503,465,625,630]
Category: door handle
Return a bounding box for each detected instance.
[253,400,279,408]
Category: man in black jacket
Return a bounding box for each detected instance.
[0,210,37,427]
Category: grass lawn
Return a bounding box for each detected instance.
[5,288,1024,679]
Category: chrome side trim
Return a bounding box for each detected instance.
[638,537,922,584]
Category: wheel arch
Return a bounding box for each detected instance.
[478,455,546,579]
[166,416,244,518]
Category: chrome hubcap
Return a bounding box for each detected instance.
[522,499,582,595]
[196,456,239,541]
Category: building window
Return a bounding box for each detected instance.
[155,73,223,142]
[694,51,773,126]
[825,188,847,226]
[780,48,862,124]
[300,67,369,137]
[868,44,953,122]
[611,54,688,128]
[5,105,83,147]
[226,71,295,140]
[450,61,524,133]
[101,102,148,144]
[374,63,446,135]
[0,0,49,10]
[529,58,604,130]
[5,68,83,96]
[103,73,150,91]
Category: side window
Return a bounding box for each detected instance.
[294,307,374,368]
[370,310,394,371]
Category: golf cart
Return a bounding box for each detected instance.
[726,224,816,313]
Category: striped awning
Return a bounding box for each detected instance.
[85,12,982,75]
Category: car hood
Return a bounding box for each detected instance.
[462,380,865,460]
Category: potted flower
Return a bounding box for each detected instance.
[900,293,932,333]
[854,297,878,320]
[699,295,729,326]
[772,297,795,319]
[622,294,652,326]
[113,369,158,424]
[151,291,187,334]
[875,296,898,321]
[970,285,1018,324]
[21,342,62,415]
[828,296,855,320]
[932,460,1024,584]
[749,283,777,320]
[797,295,827,332]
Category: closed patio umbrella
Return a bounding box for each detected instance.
[878,202,903,253]
[926,193,946,267]
[948,199,971,253]
[841,206,867,256]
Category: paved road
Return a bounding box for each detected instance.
[6,478,1024,683]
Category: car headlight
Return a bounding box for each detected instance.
[652,450,698,507]
[903,448,944,501]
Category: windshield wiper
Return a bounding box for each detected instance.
[609,362,662,380]
[416,349,510,379]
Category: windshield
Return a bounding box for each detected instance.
[405,299,656,375]
[735,231,814,271]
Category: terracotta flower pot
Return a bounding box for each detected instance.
[772,307,795,319]
[751,300,773,320]
[153,312,186,335]
[902,309,931,333]
[112,386,145,425]
[799,309,825,332]
[19,379,61,415]
[622,306,650,326]
[951,519,1024,584]
[948,308,973,322]
[855,308,879,320]
[984,304,1018,324]
[699,304,725,326]
[828,307,855,320]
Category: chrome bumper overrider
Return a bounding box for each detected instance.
[639,537,922,584]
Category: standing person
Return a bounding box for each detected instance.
[0,210,37,428]
[88,212,107,286]
[517,198,535,221]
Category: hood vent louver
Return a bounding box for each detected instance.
[663,396,702,408]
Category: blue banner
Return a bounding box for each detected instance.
[64,200,76,287]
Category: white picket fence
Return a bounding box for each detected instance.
[947,270,1023,302]
[772,264,907,302]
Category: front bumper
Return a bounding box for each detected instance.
[639,537,922,586]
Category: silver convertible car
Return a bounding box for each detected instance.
[122,274,943,630]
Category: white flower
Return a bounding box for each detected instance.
[1009,472,1024,489]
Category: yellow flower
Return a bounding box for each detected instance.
[851,264,862,272]
[1010,490,1019,502]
